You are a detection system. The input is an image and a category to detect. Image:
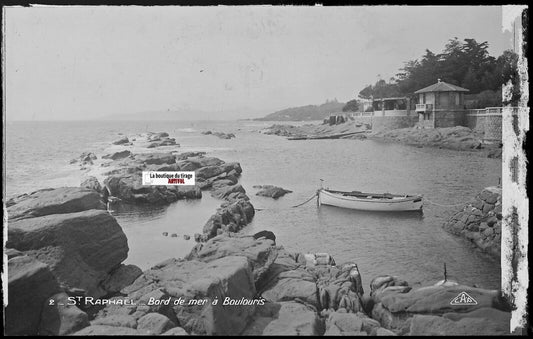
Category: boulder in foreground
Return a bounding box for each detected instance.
[6,255,62,336]
[7,187,106,221]
[118,255,256,335]
[7,209,129,297]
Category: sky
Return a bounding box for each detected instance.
[3,6,519,121]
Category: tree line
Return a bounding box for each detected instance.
[343,38,520,112]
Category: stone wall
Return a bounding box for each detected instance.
[434,110,467,128]
[483,114,502,142]
[372,115,419,132]
[442,186,502,258]
[466,114,486,133]
[465,107,517,142]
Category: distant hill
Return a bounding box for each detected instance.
[256,100,345,121]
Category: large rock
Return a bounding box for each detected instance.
[161,327,189,335]
[254,185,293,199]
[260,268,319,309]
[7,209,129,297]
[81,176,103,193]
[72,325,143,335]
[101,264,143,295]
[102,150,132,160]
[380,284,509,314]
[120,256,256,335]
[7,187,106,221]
[203,131,236,139]
[6,255,62,336]
[176,151,206,160]
[201,198,255,239]
[315,263,365,312]
[104,173,201,204]
[409,307,511,336]
[192,156,224,167]
[186,234,278,285]
[91,314,138,328]
[196,165,226,179]
[148,131,169,139]
[133,153,176,165]
[324,311,367,335]
[38,292,90,335]
[177,159,201,171]
[143,132,178,148]
[70,152,97,165]
[371,283,510,334]
[259,302,322,335]
[211,184,246,200]
[197,173,238,190]
[256,248,304,293]
[112,136,130,145]
[370,275,410,302]
[136,313,176,335]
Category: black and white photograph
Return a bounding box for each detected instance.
[2,4,529,336]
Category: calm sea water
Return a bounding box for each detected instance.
[5,120,502,289]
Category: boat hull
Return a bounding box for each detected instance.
[318,189,423,212]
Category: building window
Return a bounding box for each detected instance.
[455,93,460,106]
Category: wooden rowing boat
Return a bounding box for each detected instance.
[317,188,423,212]
[287,131,367,140]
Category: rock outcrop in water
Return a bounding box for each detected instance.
[442,186,502,258]
[112,136,130,145]
[102,150,132,161]
[97,133,247,207]
[5,187,142,336]
[261,121,368,140]
[70,152,98,166]
[97,131,256,243]
[254,185,293,199]
[202,130,236,139]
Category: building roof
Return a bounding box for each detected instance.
[415,80,469,94]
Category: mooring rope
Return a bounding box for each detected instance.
[291,193,319,208]
[255,192,318,211]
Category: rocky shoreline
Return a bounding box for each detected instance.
[6,131,513,335]
[261,122,502,158]
[443,186,503,259]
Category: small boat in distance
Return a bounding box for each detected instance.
[317,188,423,212]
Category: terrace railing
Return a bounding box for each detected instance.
[467,107,519,116]
[415,104,433,112]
